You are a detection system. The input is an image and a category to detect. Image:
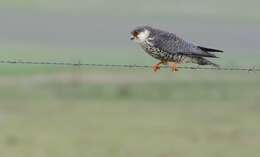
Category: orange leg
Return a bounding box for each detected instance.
[152,61,164,72]
[169,62,178,72]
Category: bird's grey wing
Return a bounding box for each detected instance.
[152,31,218,58]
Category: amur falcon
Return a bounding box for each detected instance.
[130,26,223,72]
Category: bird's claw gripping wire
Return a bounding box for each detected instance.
[152,64,161,72]
[169,62,178,72]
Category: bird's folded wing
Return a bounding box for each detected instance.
[153,32,218,58]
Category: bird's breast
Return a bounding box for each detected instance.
[140,42,187,63]
[140,42,163,59]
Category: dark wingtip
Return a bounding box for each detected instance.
[198,46,224,53]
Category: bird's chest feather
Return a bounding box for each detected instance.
[140,41,166,59]
[140,41,186,63]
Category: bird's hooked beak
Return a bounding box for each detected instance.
[130,35,135,40]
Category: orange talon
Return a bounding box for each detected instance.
[152,61,164,72]
[170,63,178,72]
[152,64,161,72]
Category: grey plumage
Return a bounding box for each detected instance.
[131,26,223,68]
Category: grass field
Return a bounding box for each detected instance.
[0,47,259,157]
[0,71,260,157]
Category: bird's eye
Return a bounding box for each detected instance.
[133,31,139,37]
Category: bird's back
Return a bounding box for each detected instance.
[151,28,217,58]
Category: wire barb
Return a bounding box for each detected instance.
[0,59,259,72]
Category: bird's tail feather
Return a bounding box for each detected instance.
[198,46,224,53]
[193,57,220,68]
[208,62,220,68]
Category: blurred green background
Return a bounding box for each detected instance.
[0,0,260,157]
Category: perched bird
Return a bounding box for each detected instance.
[130,26,223,72]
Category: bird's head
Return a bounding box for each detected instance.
[130,26,153,43]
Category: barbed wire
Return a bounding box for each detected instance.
[0,59,259,72]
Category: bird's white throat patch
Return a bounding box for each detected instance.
[136,29,150,43]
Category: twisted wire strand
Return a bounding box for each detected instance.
[0,60,259,72]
